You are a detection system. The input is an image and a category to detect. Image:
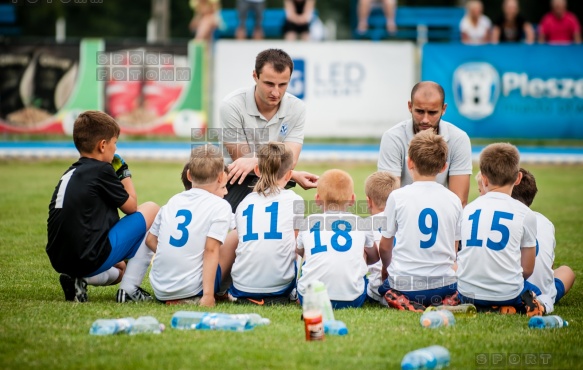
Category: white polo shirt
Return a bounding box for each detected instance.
[219,86,305,162]
[377,119,472,188]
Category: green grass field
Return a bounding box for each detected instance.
[1,160,582,370]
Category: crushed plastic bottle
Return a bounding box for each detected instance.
[90,317,135,335]
[171,311,270,331]
[324,320,348,336]
[420,310,456,328]
[401,345,451,370]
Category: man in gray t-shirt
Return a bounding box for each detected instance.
[378,81,472,206]
[220,48,318,211]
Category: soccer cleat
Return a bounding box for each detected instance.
[59,274,87,302]
[384,289,425,312]
[521,290,546,317]
[234,296,291,306]
[116,287,153,303]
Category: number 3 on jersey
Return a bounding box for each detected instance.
[242,202,282,242]
[169,209,192,247]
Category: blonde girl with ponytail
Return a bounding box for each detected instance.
[228,142,305,303]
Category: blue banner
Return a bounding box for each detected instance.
[422,44,583,139]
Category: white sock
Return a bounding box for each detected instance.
[119,236,153,293]
[86,267,120,286]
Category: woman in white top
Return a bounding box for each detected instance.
[460,0,492,44]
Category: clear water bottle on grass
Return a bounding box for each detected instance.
[324,320,348,336]
[401,345,450,370]
[90,317,135,335]
[129,316,164,335]
[420,310,456,328]
[230,313,270,326]
[171,311,206,330]
[197,313,251,331]
[528,315,569,329]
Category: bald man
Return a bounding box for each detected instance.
[377,81,472,206]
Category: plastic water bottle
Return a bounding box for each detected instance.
[425,304,477,318]
[324,320,348,336]
[420,310,456,328]
[197,313,251,332]
[529,315,569,329]
[171,311,269,330]
[171,311,206,330]
[401,345,450,370]
[90,317,135,335]
[311,280,335,322]
[302,284,325,341]
[230,313,271,326]
[128,316,164,335]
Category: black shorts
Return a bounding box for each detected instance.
[283,20,310,35]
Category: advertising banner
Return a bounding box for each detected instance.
[422,44,583,139]
[213,41,416,138]
[0,40,207,137]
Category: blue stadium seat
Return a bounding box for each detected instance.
[353,6,465,42]
[0,4,20,36]
[215,8,317,39]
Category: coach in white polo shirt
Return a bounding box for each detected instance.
[378,81,472,206]
[220,48,318,212]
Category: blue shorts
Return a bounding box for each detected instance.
[459,280,541,306]
[378,279,457,306]
[298,277,368,309]
[554,278,566,303]
[86,212,146,277]
[229,279,295,299]
[157,266,222,303]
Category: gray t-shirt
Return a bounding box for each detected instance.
[377,119,472,187]
[219,86,305,161]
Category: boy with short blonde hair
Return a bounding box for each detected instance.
[364,171,398,304]
[147,144,232,307]
[379,130,462,311]
[457,143,545,316]
[297,169,379,309]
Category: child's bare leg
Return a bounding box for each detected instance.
[554,265,575,294]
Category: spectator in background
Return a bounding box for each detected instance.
[491,0,535,44]
[460,0,491,44]
[538,0,581,44]
[236,0,265,40]
[189,0,221,42]
[357,0,397,35]
[283,0,316,41]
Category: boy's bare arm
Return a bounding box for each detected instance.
[521,246,536,280]
[200,237,221,307]
[119,177,138,214]
[365,243,380,265]
[145,232,158,253]
[379,236,394,279]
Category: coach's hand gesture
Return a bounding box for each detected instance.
[292,170,319,189]
[227,156,258,185]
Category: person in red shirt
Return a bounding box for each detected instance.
[538,0,581,44]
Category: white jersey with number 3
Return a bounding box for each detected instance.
[381,182,462,291]
[231,189,304,294]
[457,192,537,302]
[527,212,557,305]
[149,189,232,300]
[297,212,375,301]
